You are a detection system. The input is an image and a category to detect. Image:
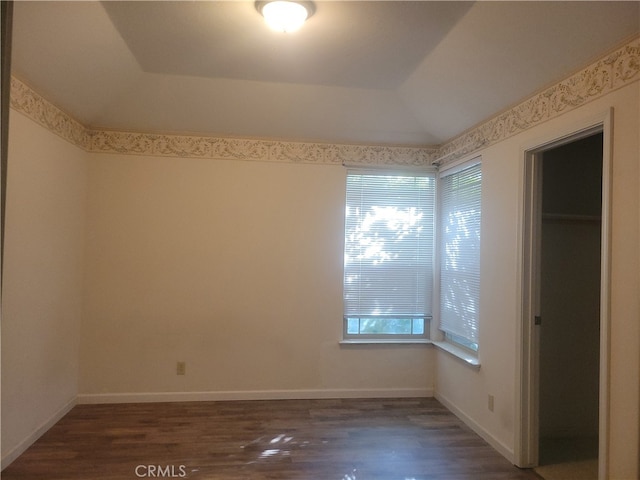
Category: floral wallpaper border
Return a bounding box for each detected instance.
[87,129,438,167]
[10,77,90,150]
[10,36,639,167]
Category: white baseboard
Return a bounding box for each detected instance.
[77,387,434,404]
[435,391,515,464]
[1,396,76,470]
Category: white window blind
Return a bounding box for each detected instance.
[439,162,482,349]
[343,172,435,337]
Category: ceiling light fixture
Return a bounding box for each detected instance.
[255,1,315,33]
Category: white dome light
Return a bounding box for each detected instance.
[256,1,315,33]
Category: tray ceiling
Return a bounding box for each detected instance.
[10,1,640,146]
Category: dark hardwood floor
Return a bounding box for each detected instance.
[2,397,542,479]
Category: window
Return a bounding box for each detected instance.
[439,162,482,352]
[343,171,435,339]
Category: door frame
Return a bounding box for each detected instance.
[515,109,613,479]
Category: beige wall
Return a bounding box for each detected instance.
[434,82,639,478]
[79,154,434,399]
[1,111,88,464]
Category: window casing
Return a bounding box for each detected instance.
[438,161,482,352]
[343,171,436,340]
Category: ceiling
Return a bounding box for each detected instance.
[10,1,640,146]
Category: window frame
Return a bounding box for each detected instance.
[342,168,437,341]
[437,158,482,354]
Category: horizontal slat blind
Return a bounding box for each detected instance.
[439,163,482,346]
[344,173,435,321]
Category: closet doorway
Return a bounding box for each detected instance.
[537,133,603,478]
[518,119,611,480]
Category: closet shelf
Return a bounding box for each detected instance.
[542,213,601,223]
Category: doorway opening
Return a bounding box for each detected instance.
[537,133,602,478]
[518,116,611,480]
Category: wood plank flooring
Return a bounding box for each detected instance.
[2,397,542,480]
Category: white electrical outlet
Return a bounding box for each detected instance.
[177,361,186,375]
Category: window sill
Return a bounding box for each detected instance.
[339,339,432,346]
[338,339,481,369]
[432,341,481,369]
